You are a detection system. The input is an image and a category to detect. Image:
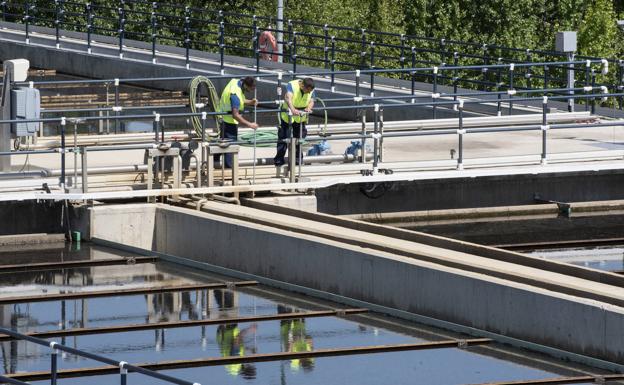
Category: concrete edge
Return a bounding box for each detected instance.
[0,233,65,246]
[91,236,624,374]
[242,199,624,287]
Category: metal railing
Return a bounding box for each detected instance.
[0,326,200,385]
[0,0,622,101]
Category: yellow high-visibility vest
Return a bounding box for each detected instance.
[280,79,312,124]
[219,79,245,125]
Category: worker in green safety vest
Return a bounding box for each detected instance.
[278,305,315,372]
[274,78,315,167]
[216,76,259,168]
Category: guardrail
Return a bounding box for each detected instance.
[0,0,622,103]
[0,81,622,192]
[0,326,200,385]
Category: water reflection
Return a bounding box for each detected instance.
[279,305,314,373]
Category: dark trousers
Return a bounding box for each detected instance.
[214,122,237,169]
[274,119,307,166]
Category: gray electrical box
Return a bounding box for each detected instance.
[11,87,40,137]
[555,31,577,53]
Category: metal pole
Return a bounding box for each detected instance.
[50,343,59,385]
[184,7,190,69]
[86,3,93,54]
[323,24,329,69]
[73,121,78,188]
[541,96,548,166]
[117,3,125,59]
[60,117,66,191]
[369,41,375,97]
[119,362,128,385]
[277,0,283,63]
[432,66,438,119]
[372,103,379,173]
[410,47,416,103]
[288,112,295,183]
[114,78,120,133]
[252,83,257,185]
[81,146,88,193]
[24,1,30,44]
[292,32,297,76]
[330,37,336,92]
[218,21,225,74]
[508,64,515,115]
[55,0,62,49]
[150,2,157,62]
[254,24,260,73]
[567,51,575,112]
[457,100,464,170]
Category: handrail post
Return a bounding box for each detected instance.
[481,44,489,91]
[359,28,366,69]
[439,38,447,67]
[24,1,31,44]
[399,34,406,73]
[323,24,329,69]
[432,66,438,119]
[286,20,292,64]
[372,103,379,173]
[150,3,157,63]
[541,96,548,166]
[452,52,459,106]
[525,49,533,89]
[291,31,297,76]
[496,57,503,115]
[369,41,375,97]
[330,36,336,92]
[591,68,597,115]
[50,342,59,385]
[86,2,93,54]
[60,117,66,191]
[254,22,260,73]
[184,7,191,69]
[457,100,464,170]
[618,60,623,110]
[218,20,224,74]
[1,1,6,22]
[410,47,416,103]
[117,2,125,59]
[584,60,591,112]
[81,146,88,193]
[54,0,62,49]
[508,63,515,115]
[114,78,120,133]
[120,361,128,385]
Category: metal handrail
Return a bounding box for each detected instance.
[0,326,200,385]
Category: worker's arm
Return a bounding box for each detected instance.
[232,108,258,129]
[285,91,301,116]
[244,98,258,107]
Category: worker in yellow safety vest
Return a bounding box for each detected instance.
[274,78,315,167]
[216,76,259,168]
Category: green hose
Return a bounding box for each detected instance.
[238,129,278,147]
[188,76,221,139]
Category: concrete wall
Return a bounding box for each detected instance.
[87,203,624,366]
[316,169,624,214]
[0,201,64,236]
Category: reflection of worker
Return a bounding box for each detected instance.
[217,76,259,168]
[216,323,257,379]
[274,78,315,167]
[278,305,314,372]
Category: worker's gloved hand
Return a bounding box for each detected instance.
[248,122,259,130]
[250,98,258,106]
[304,107,313,113]
[291,108,301,116]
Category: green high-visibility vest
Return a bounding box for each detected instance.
[219,79,245,125]
[281,79,312,124]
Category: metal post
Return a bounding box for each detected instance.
[360,29,366,69]
[292,32,297,75]
[114,78,120,133]
[200,111,206,142]
[119,362,128,385]
[150,2,157,62]
[439,38,447,66]
[369,41,375,97]
[288,112,295,183]
[567,51,575,112]
[481,45,489,91]
[286,20,292,64]
[525,49,532,89]
[432,66,438,119]
[330,37,336,92]
[323,24,329,69]
[1,1,6,22]
[453,52,459,104]
[60,117,66,191]
[81,146,88,193]
[277,0,283,63]
[591,69,597,115]
[544,64,549,89]
[86,3,93,54]
[254,25,260,73]
[541,96,548,166]
[50,342,59,385]
[399,34,406,72]
[410,47,416,103]
[585,60,591,112]
[153,113,160,142]
[73,121,78,188]
[218,21,225,74]
[496,57,503,116]
[24,1,30,44]
[372,103,379,173]
[508,64,515,115]
[117,2,125,59]
[457,101,464,170]
[54,0,62,49]
[619,60,624,110]
[252,82,257,185]
[184,7,190,69]
[379,107,384,162]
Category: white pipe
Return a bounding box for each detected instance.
[277,0,283,63]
